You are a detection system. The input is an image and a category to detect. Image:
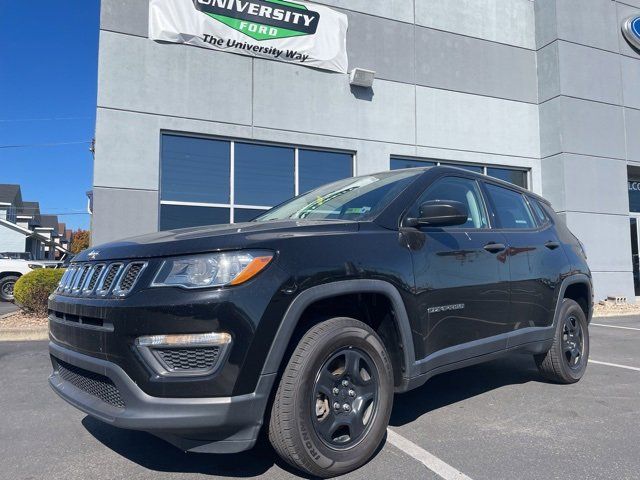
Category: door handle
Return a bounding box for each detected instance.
[544,241,560,250]
[484,242,506,253]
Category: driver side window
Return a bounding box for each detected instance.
[409,177,489,229]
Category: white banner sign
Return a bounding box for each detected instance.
[149,0,348,73]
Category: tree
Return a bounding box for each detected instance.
[70,229,91,254]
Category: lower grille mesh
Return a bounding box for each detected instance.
[56,359,125,408]
[156,347,221,371]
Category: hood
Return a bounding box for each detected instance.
[74,220,359,261]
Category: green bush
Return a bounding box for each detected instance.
[14,269,65,316]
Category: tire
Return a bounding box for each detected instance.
[268,317,394,478]
[535,298,589,384]
[0,275,19,302]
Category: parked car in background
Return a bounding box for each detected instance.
[0,252,34,261]
[48,167,592,477]
[0,259,46,301]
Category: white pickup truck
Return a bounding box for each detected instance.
[0,259,47,302]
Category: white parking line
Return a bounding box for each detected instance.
[590,360,640,372]
[386,428,473,480]
[591,323,640,332]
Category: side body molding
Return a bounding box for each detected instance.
[260,279,416,389]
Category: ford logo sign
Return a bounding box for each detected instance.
[622,15,640,51]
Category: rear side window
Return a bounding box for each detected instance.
[485,183,536,229]
[528,198,550,226]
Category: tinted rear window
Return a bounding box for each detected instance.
[485,184,536,229]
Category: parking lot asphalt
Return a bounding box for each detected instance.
[0,302,18,317]
[1,316,639,480]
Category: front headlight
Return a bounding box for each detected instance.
[151,251,274,289]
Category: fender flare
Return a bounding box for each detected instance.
[553,273,593,324]
[260,279,416,384]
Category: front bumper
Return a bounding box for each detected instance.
[49,341,276,453]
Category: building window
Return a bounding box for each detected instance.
[159,134,354,230]
[629,180,640,213]
[390,157,528,189]
[487,167,528,189]
[391,157,437,170]
[299,149,353,194]
[161,135,230,204]
[234,142,295,206]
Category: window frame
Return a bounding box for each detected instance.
[480,180,539,232]
[390,155,530,190]
[158,132,355,228]
[524,195,552,229]
[400,174,493,231]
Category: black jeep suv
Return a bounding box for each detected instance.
[49,166,591,477]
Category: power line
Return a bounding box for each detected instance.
[16,207,87,212]
[0,140,91,149]
[41,213,90,216]
[0,116,92,123]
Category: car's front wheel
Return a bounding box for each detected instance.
[268,317,394,478]
[0,275,19,302]
[535,298,589,383]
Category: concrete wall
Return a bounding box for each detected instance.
[94,0,640,300]
[536,0,640,301]
[94,0,540,244]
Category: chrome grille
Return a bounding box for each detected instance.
[56,268,73,293]
[60,265,79,293]
[85,264,105,292]
[113,262,146,296]
[55,261,147,298]
[73,265,92,293]
[98,263,123,294]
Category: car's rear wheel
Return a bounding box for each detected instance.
[0,275,19,302]
[268,317,394,478]
[535,298,589,383]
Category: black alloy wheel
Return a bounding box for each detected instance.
[561,314,585,370]
[535,298,589,384]
[312,348,379,449]
[269,317,394,478]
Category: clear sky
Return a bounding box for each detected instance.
[0,0,100,231]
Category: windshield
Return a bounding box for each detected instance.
[255,170,422,222]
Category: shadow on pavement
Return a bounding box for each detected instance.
[82,416,284,477]
[82,354,544,476]
[390,353,543,427]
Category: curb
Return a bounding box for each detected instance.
[0,326,49,342]
[0,310,19,321]
[593,312,640,318]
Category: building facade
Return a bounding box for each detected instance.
[0,185,68,260]
[93,0,640,301]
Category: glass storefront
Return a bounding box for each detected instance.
[159,138,532,230]
[390,156,529,189]
[159,134,354,229]
[628,180,640,295]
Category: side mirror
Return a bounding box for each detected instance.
[410,200,469,227]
